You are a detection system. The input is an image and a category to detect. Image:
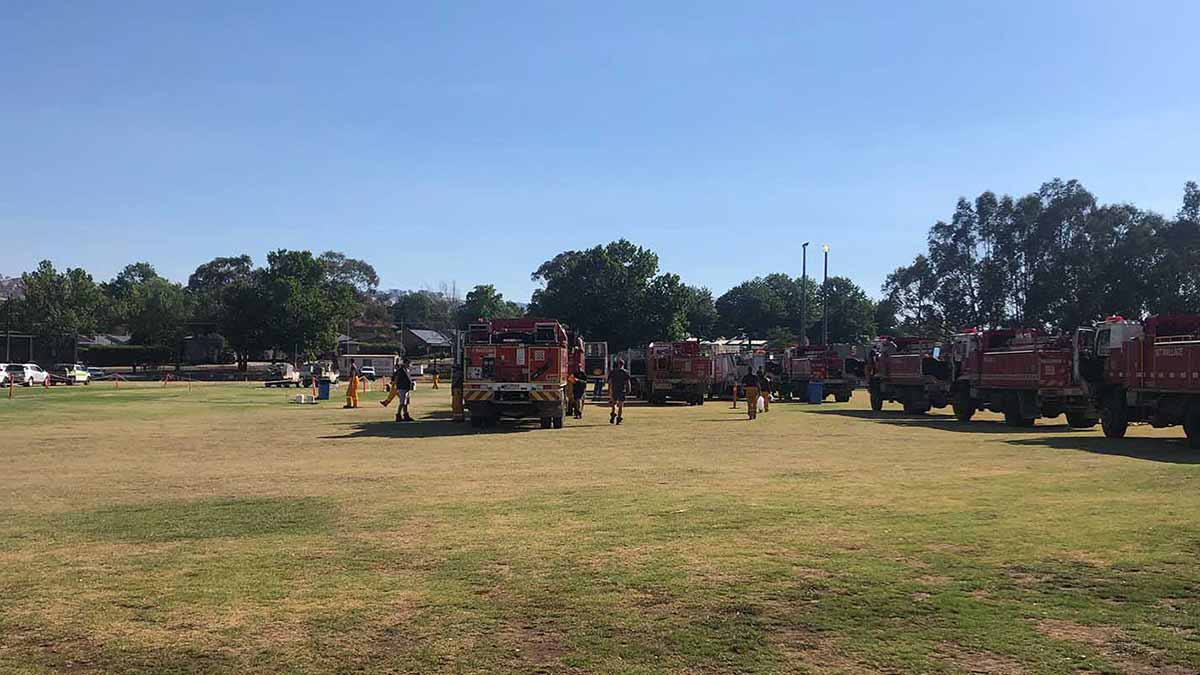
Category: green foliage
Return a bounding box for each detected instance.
[81,344,174,366]
[457,284,522,327]
[317,251,379,295]
[187,255,253,323]
[528,240,707,350]
[392,290,457,329]
[885,179,1200,333]
[12,260,105,339]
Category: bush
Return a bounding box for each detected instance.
[82,344,175,367]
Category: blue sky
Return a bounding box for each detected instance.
[2,1,1197,301]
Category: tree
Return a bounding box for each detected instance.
[714,274,817,339]
[188,255,253,323]
[392,290,457,329]
[318,251,379,295]
[529,240,688,351]
[260,249,355,358]
[814,276,876,344]
[14,261,105,347]
[680,285,718,339]
[124,276,192,348]
[220,273,269,371]
[457,285,522,327]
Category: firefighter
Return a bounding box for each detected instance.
[758,368,771,413]
[380,354,402,407]
[430,361,440,389]
[573,367,588,419]
[451,363,465,422]
[741,370,760,420]
[607,359,631,425]
[344,358,360,409]
[392,358,415,422]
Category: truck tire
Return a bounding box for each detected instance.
[1101,394,1128,439]
[1066,412,1097,429]
[952,391,975,422]
[552,416,564,429]
[869,386,883,412]
[540,417,552,429]
[1183,410,1200,449]
[1004,408,1035,427]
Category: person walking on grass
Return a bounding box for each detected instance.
[381,353,403,407]
[430,361,440,389]
[607,358,631,424]
[741,370,760,420]
[344,358,360,409]
[758,368,771,413]
[573,368,588,419]
[384,358,415,421]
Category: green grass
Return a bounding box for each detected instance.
[1,382,1199,673]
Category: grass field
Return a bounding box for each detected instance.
[1,381,1199,674]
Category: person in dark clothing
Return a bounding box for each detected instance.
[572,369,588,419]
[391,358,415,422]
[607,359,631,424]
[741,370,761,420]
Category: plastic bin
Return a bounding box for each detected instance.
[806,380,825,404]
[317,380,331,400]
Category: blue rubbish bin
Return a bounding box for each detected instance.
[317,380,331,401]
[806,380,825,404]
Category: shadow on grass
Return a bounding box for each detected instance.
[322,419,540,439]
[802,408,1082,435]
[1006,435,1200,464]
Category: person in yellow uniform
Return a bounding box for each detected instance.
[431,362,441,389]
[344,358,360,409]
[741,371,760,420]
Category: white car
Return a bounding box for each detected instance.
[4,363,50,387]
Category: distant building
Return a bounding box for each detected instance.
[401,328,454,357]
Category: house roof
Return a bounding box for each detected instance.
[79,334,132,346]
[407,328,452,346]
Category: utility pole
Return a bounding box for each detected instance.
[822,244,830,347]
[800,242,809,346]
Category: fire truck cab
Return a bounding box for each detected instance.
[950,327,1097,428]
[1077,315,1200,447]
[463,319,569,429]
[865,336,952,414]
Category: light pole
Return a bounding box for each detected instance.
[800,242,809,346]
[822,244,830,347]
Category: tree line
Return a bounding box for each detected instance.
[883,179,1200,336]
[4,176,1192,366]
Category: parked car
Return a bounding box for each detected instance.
[87,367,107,379]
[0,363,7,385]
[359,365,377,381]
[52,363,91,385]
[5,363,50,387]
[265,363,302,388]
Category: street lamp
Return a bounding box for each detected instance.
[800,242,809,346]
[822,244,830,347]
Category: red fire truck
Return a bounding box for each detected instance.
[781,346,853,402]
[1077,315,1200,447]
[645,341,711,405]
[865,337,952,413]
[950,328,1097,427]
[462,319,569,428]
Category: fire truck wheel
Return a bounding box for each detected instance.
[1066,412,1096,429]
[952,392,975,422]
[540,417,552,429]
[1101,394,1128,439]
[1182,410,1200,449]
[869,387,883,412]
[1003,407,1035,427]
[552,416,564,429]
